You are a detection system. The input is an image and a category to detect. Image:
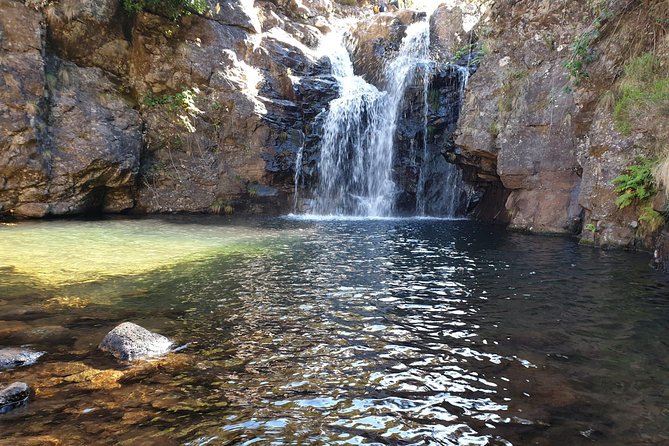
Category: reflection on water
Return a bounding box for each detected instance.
[0,216,668,445]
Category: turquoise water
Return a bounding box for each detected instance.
[0,216,668,445]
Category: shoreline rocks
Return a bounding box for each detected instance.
[98,322,173,361]
[0,348,45,370]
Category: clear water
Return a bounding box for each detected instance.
[1,216,668,445]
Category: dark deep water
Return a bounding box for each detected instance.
[0,216,668,445]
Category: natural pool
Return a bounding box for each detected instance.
[0,216,668,445]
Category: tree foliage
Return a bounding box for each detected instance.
[123,0,207,20]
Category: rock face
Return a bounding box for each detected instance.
[429,5,473,60]
[455,0,669,253]
[348,10,425,87]
[0,348,44,369]
[98,322,173,361]
[0,382,30,414]
[0,0,339,217]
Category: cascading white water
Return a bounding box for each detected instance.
[310,21,432,217]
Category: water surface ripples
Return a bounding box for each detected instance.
[1,217,668,445]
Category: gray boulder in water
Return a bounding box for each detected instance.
[0,348,44,369]
[0,382,30,414]
[98,322,173,361]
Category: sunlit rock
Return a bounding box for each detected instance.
[99,322,173,361]
[0,348,44,370]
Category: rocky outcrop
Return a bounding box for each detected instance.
[0,0,339,218]
[99,322,173,361]
[429,5,474,60]
[455,0,669,252]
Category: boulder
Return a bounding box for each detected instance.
[0,348,44,369]
[98,322,173,361]
[0,382,30,414]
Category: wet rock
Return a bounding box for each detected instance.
[0,435,61,446]
[0,348,44,369]
[44,59,142,216]
[1,0,338,218]
[0,321,31,337]
[653,227,669,270]
[63,367,125,390]
[349,10,424,87]
[11,325,73,344]
[0,0,47,218]
[99,322,173,361]
[0,382,30,414]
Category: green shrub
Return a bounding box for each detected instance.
[584,223,597,233]
[143,88,203,133]
[123,0,207,20]
[563,4,614,86]
[612,157,657,209]
[143,88,202,113]
[639,205,664,233]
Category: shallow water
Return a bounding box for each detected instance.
[0,216,668,445]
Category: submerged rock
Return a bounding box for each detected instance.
[0,348,44,370]
[0,382,30,414]
[98,322,173,361]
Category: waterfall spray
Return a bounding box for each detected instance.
[299,15,471,218]
[311,21,432,217]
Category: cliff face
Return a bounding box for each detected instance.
[0,0,337,217]
[456,0,669,257]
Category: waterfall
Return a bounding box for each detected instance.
[414,56,433,216]
[296,17,472,218]
[416,65,470,216]
[293,143,304,211]
[310,21,432,217]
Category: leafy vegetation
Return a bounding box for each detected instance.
[612,157,666,234]
[452,43,476,61]
[639,205,665,233]
[563,2,614,87]
[584,223,597,234]
[143,88,203,133]
[211,198,233,215]
[122,0,207,20]
[612,53,669,136]
[612,157,656,209]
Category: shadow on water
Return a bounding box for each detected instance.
[0,216,668,445]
